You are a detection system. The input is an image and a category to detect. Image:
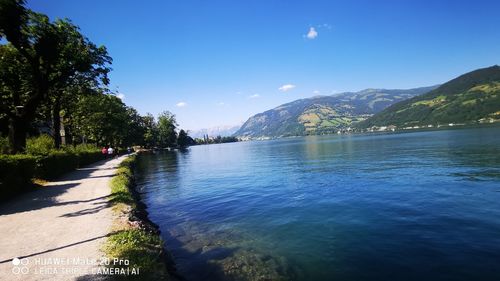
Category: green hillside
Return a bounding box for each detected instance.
[234,87,435,139]
[358,65,500,128]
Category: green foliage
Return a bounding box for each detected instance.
[1,1,182,152]
[360,65,500,128]
[195,135,239,145]
[157,111,177,148]
[0,0,111,153]
[0,149,102,200]
[25,134,55,155]
[176,129,189,147]
[0,154,38,200]
[63,143,100,154]
[109,156,136,206]
[235,86,436,138]
[0,136,9,154]
[23,135,101,179]
[72,94,130,146]
[142,113,157,148]
[105,229,168,280]
[105,155,170,280]
[35,151,79,179]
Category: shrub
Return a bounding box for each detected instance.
[0,154,38,200]
[34,150,103,180]
[35,151,79,179]
[76,151,103,167]
[63,143,100,154]
[0,136,10,154]
[0,146,103,199]
[26,134,56,155]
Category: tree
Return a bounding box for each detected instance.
[157,111,177,148]
[123,107,146,147]
[0,0,111,152]
[142,113,157,148]
[177,129,189,147]
[45,19,111,148]
[72,93,129,146]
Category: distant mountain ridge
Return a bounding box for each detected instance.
[359,65,500,128]
[234,86,437,138]
[189,124,242,139]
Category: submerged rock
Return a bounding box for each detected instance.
[212,248,295,281]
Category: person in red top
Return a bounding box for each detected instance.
[101,147,108,159]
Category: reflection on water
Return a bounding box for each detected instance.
[136,126,500,281]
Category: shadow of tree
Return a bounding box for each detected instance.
[0,159,118,216]
[59,200,111,217]
[0,232,118,264]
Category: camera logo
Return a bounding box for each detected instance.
[12,257,29,275]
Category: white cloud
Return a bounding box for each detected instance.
[320,23,332,30]
[278,84,296,92]
[176,102,187,107]
[306,27,318,39]
[116,93,125,100]
[313,90,320,94]
[217,102,226,106]
[248,94,260,99]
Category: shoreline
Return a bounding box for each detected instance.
[104,154,183,281]
[237,121,500,142]
[126,162,181,279]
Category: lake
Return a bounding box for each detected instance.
[135,126,500,281]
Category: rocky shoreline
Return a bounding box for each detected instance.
[126,164,183,280]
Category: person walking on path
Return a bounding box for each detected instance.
[101,146,108,159]
[107,146,114,158]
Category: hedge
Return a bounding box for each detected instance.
[0,154,38,199]
[0,151,104,200]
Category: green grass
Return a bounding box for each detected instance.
[104,229,168,280]
[104,155,172,280]
[412,95,447,107]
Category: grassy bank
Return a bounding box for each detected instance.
[104,155,177,281]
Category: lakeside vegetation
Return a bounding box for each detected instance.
[0,138,102,200]
[105,155,174,281]
[194,135,239,145]
[0,0,194,155]
[0,1,199,200]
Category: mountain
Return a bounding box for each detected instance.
[358,65,500,128]
[234,86,436,139]
[189,124,242,139]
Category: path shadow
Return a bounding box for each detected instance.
[59,200,111,218]
[0,181,81,216]
[0,231,118,264]
[86,175,115,179]
[0,158,118,216]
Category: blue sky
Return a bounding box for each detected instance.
[28,0,500,130]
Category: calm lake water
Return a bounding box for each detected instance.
[135,126,500,281]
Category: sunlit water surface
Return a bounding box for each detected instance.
[136,127,500,281]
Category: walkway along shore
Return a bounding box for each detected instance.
[0,155,130,280]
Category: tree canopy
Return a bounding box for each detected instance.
[0,0,194,153]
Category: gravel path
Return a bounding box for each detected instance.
[0,155,128,280]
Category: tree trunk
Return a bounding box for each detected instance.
[8,116,27,154]
[65,124,73,146]
[52,98,61,149]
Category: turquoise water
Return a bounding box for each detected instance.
[135,127,500,281]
